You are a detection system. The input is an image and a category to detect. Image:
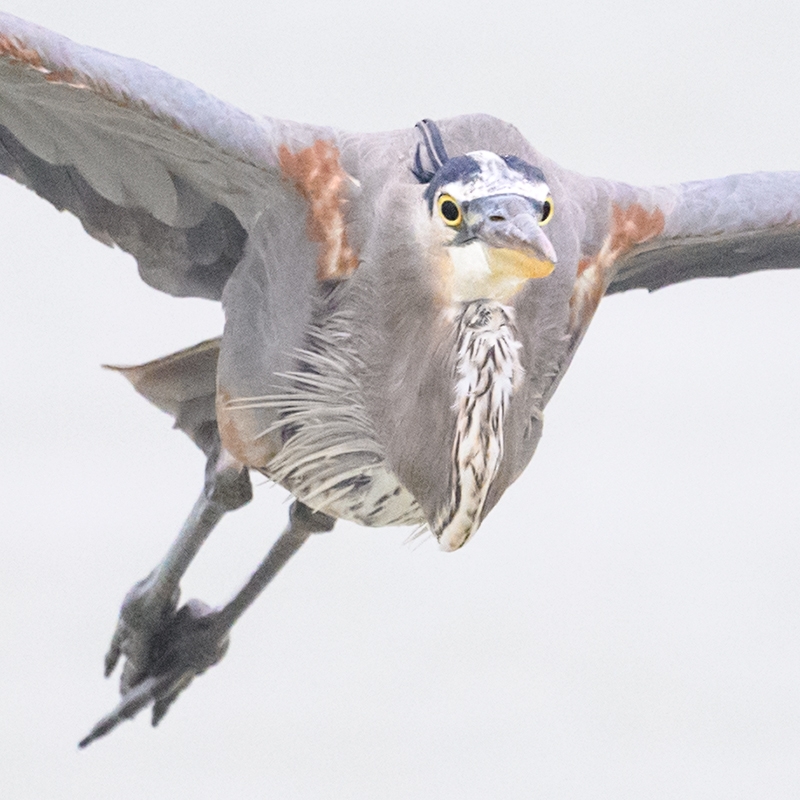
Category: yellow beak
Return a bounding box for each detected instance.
[487,247,555,280]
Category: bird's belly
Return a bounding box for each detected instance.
[263,454,424,528]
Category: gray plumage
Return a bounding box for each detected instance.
[0,12,797,743]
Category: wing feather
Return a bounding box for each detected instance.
[605,172,800,294]
[0,12,333,299]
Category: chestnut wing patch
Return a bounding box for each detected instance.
[279,141,359,282]
[570,203,665,334]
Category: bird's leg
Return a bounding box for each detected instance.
[80,500,335,748]
[103,446,252,695]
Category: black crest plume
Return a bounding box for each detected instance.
[411,119,450,183]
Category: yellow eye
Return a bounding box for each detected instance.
[437,194,462,227]
[540,195,554,225]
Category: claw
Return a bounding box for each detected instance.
[80,599,229,748]
[79,671,182,748]
[104,623,124,678]
[103,572,180,689]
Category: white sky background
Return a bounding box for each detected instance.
[0,1,799,797]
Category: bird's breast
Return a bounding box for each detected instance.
[433,300,524,550]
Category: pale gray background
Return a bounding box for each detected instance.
[0,2,798,798]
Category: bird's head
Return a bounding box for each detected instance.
[413,120,557,303]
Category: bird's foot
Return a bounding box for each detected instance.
[103,571,180,692]
[81,594,229,747]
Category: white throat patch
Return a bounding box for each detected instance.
[446,241,535,303]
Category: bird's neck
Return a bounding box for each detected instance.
[434,300,524,550]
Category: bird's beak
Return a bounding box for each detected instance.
[465,194,557,280]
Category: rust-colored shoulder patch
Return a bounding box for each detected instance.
[609,203,665,253]
[279,141,359,282]
[569,203,664,335]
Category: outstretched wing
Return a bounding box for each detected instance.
[0,12,331,300]
[604,172,800,295]
[542,168,800,408]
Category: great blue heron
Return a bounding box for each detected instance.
[0,9,797,767]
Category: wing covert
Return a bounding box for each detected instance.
[0,12,332,299]
[605,172,800,294]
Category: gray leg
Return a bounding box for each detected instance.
[80,500,335,748]
[101,447,251,704]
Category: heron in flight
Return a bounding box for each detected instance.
[0,13,797,746]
